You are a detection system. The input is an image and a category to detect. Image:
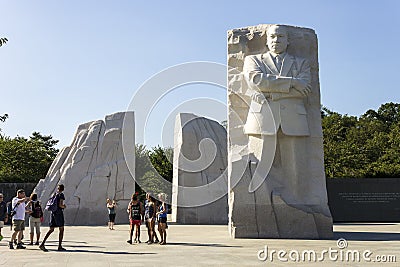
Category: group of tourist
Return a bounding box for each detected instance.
[0,185,66,251]
[0,184,169,252]
[108,192,169,245]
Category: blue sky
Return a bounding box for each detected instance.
[1,0,399,148]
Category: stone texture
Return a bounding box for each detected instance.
[171,113,228,224]
[227,24,333,238]
[34,112,135,225]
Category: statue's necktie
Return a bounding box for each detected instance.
[275,55,282,71]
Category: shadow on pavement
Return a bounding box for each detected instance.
[55,249,156,255]
[166,242,242,248]
[334,231,400,241]
[335,223,398,226]
[43,247,157,255]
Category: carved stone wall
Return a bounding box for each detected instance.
[227,24,333,238]
[171,113,228,224]
[34,112,135,225]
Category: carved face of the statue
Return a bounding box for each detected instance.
[266,26,288,54]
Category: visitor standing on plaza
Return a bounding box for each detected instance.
[156,193,168,245]
[28,193,43,245]
[145,194,158,244]
[9,189,29,249]
[144,193,159,243]
[0,193,8,242]
[127,194,143,244]
[39,184,66,252]
[106,198,117,230]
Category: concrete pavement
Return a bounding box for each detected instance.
[0,223,399,266]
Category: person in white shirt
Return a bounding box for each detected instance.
[9,189,29,249]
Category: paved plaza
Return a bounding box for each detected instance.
[0,223,399,266]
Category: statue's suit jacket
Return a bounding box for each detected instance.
[243,51,311,136]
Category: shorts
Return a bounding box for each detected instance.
[0,220,4,228]
[109,213,116,223]
[13,219,25,231]
[130,219,141,226]
[158,217,167,223]
[50,211,64,227]
[29,216,41,234]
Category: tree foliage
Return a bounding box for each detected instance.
[135,144,173,197]
[149,145,173,183]
[0,114,8,135]
[0,132,59,182]
[0,37,8,47]
[323,102,400,178]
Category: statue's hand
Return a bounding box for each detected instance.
[292,78,311,96]
[251,91,266,104]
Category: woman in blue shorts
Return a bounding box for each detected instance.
[156,193,168,245]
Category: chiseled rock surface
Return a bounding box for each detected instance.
[35,112,135,225]
[227,24,333,238]
[172,113,228,224]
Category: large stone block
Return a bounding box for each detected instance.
[227,24,333,238]
[172,113,228,224]
[34,112,135,225]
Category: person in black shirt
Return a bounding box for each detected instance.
[127,194,143,244]
[39,184,66,252]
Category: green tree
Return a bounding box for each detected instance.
[0,37,7,47]
[137,170,169,197]
[0,133,59,183]
[134,144,152,197]
[322,102,400,178]
[322,107,359,177]
[149,146,173,183]
[135,144,152,179]
[0,114,8,136]
[134,145,173,197]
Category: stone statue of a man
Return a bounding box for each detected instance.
[243,25,313,196]
[228,24,332,239]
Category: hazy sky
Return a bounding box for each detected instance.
[1,0,399,148]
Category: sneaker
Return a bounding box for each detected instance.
[28,242,34,246]
[58,247,67,251]
[154,239,159,244]
[127,240,132,244]
[133,238,137,243]
[16,243,26,249]
[9,242,14,249]
[35,241,40,246]
[138,239,142,244]
[14,240,24,245]
[39,244,48,252]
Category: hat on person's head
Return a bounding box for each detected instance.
[17,189,25,194]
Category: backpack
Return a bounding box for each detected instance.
[45,194,58,212]
[130,202,141,220]
[31,201,43,218]
[7,201,17,217]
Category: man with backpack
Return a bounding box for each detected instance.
[9,189,29,249]
[39,184,66,252]
[28,193,43,245]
